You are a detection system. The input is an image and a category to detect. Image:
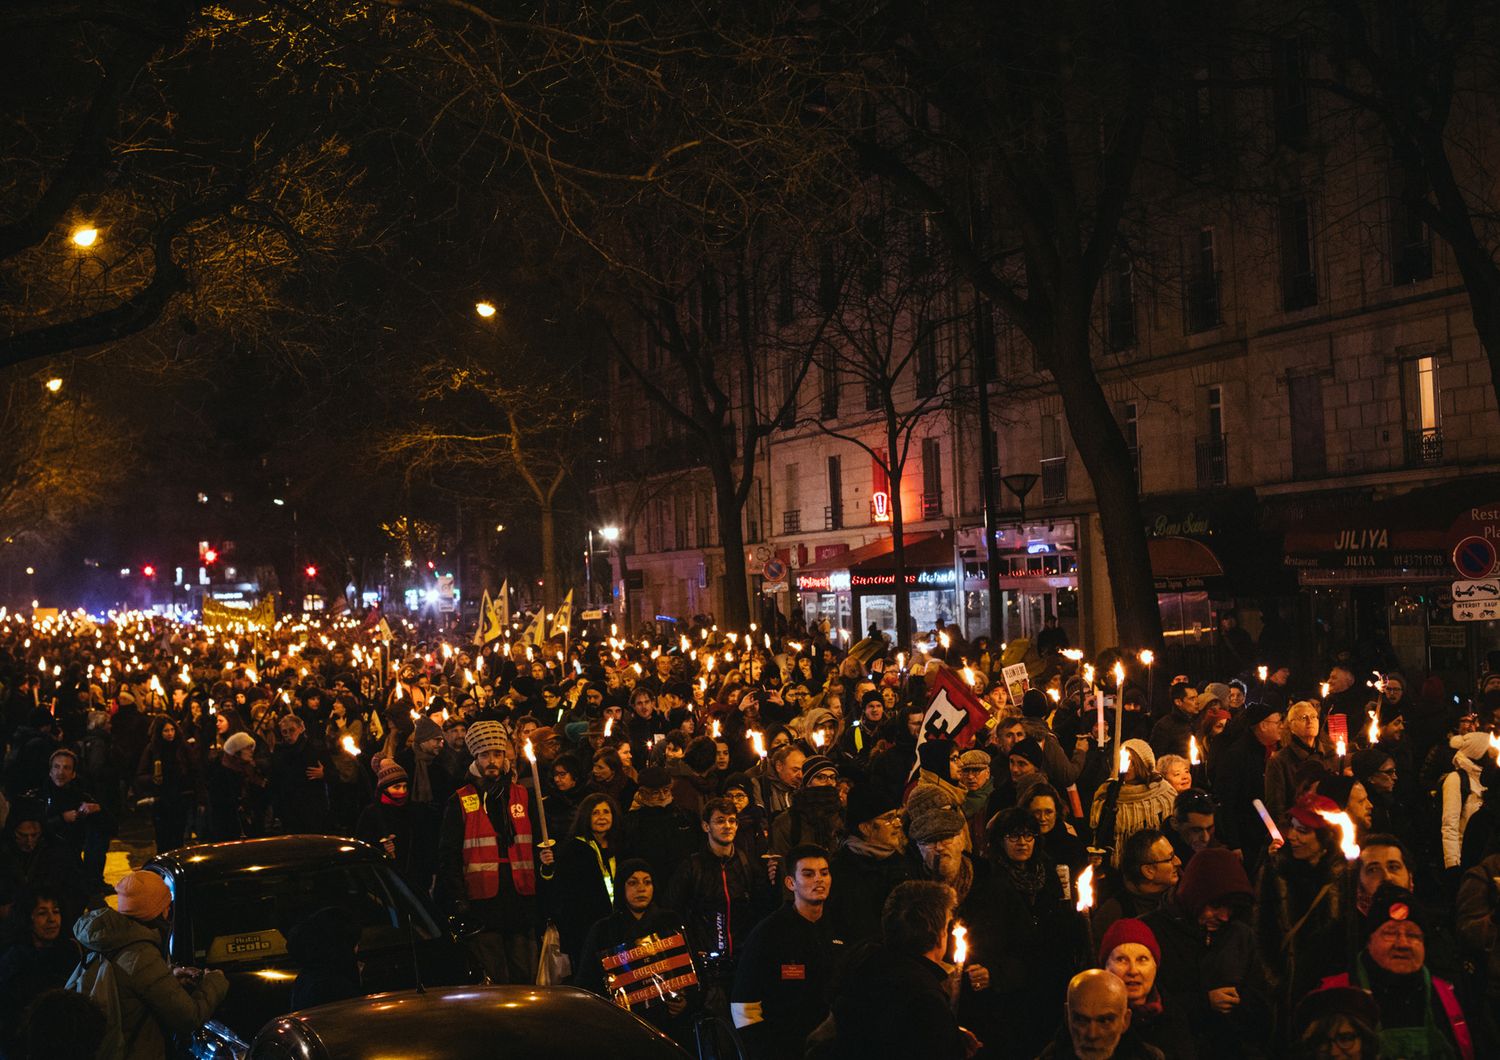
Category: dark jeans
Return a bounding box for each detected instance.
[463,929,537,985]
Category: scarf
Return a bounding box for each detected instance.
[411,743,437,804]
[844,834,901,859]
[381,790,408,806]
[996,851,1048,903]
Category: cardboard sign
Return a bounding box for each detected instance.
[601,931,699,1010]
[1002,662,1031,706]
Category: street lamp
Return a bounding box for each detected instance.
[44,377,63,393]
[599,526,620,543]
[71,225,98,248]
[586,526,622,608]
[474,301,497,318]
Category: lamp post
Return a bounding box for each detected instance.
[599,525,621,619]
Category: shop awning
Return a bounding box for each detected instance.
[848,532,954,573]
[797,532,940,575]
[1148,536,1223,584]
[1280,473,1500,583]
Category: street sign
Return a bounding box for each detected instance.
[1429,625,1467,648]
[762,558,787,584]
[1452,577,1500,622]
[1452,535,1497,579]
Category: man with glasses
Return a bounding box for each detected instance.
[1314,884,1475,1059]
[826,783,913,947]
[1093,829,1180,948]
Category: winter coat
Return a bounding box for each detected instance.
[1441,743,1488,869]
[1144,900,1271,1059]
[545,835,622,973]
[72,906,228,1060]
[1149,708,1199,760]
[767,786,843,856]
[824,837,916,948]
[1254,848,1350,1010]
[624,804,698,882]
[1455,852,1500,1006]
[1089,778,1178,869]
[1021,717,1087,791]
[1264,738,1337,828]
[828,944,968,1059]
[1214,729,1275,857]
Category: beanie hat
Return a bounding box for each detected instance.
[223,732,256,757]
[412,715,443,744]
[116,870,172,922]
[1452,731,1493,762]
[1173,847,1252,914]
[1361,883,1430,945]
[720,772,754,798]
[1021,688,1049,718]
[1122,738,1156,775]
[1204,706,1231,730]
[859,688,885,711]
[905,786,966,844]
[1098,917,1161,965]
[844,783,901,831]
[465,719,512,758]
[1202,683,1232,708]
[376,759,409,791]
[917,740,957,776]
[637,765,672,790]
[1243,700,1279,726]
[1287,793,1341,832]
[1010,737,1047,772]
[1378,698,1406,724]
[800,754,838,787]
[1295,986,1382,1040]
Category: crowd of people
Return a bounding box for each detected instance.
[1,606,1499,1059]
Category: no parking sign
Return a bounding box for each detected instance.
[1452,535,1497,580]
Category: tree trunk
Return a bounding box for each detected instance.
[710,458,752,628]
[1046,311,1163,652]
[538,500,557,611]
[887,415,912,650]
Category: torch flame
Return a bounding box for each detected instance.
[1319,682,1330,700]
[1075,865,1095,912]
[1112,661,1125,689]
[811,729,825,748]
[1138,649,1154,667]
[951,922,967,965]
[1318,809,1361,860]
[1258,665,1269,683]
[603,717,615,738]
[1061,648,1084,662]
[711,719,721,738]
[1046,688,1060,703]
[750,730,767,759]
[523,738,536,763]
[1336,737,1347,757]
[1083,663,1095,686]
[340,735,361,757]
[1367,711,1380,746]
[1189,735,1201,766]
[964,666,978,688]
[938,631,951,649]
[1488,732,1500,756]
[1119,746,1131,775]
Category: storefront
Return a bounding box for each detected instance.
[1280,474,1500,692]
[990,521,1080,645]
[847,532,961,639]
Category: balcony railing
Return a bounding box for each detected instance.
[920,492,943,519]
[1404,428,1443,468]
[825,505,843,531]
[1195,434,1228,488]
[1041,457,1068,502]
[1185,272,1222,333]
[782,509,802,534]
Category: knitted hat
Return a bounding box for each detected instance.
[376,759,409,791]
[1378,698,1406,724]
[1361,883,1431,945]
[637,766,672,791]
[1295,986,1382,1039]
[1098,917,1161,965]
[1122,738,1155,775]
[1021,688,1049,718]
[1202,683,1232,708]
[465,719,512,758]
[116,870,172,922]
[441,713,467,732]
[1204,707,1231,729]
[1452,731,1493,762]
[1173,847,1253,914]
[859,688,885,711]
[906,786,966,844]
[412,715,443,744]
[1287,793,1341,831]
[959,749,991,769]
[1243,701,1279,726]
[800,754,838,787]
[917,740,957,776]
[1009,737,1046,772]
[223,732,256,757]
[720,772,754,798]
[844,783,901,831]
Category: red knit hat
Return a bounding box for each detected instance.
[1287,793,1341,832]
[1097,917,1160,965]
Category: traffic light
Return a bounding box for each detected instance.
[142,564,157,578]
[199,541,220,565]
[304,564,318,578]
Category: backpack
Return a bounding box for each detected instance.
[66,941,152,1060]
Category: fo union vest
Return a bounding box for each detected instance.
[457,780,537,898]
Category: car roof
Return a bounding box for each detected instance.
[259,986,689,1059]
[148,835,382,880]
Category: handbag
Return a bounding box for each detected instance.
[536,921,572,985]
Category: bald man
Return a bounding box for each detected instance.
[1040,968,1164,1059]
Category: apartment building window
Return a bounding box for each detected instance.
[820,358,840,419]
[908,212,932,275]
[1119,401,1141,488]
[860,215,884,295]
[818,245,839,313]
[1273,38,1309,149]
[915,325,938,398]
[1185,226,1221,333]
[1288,374,1327,479]
[777,257,795,326]
[1196,385,1228,487]
[1041,414,1067,502]
[865,377,881,412]
[1389,166,1433,285]
[782,462,801,534]
[921,437,943,518]
[826,456,844,530]
[1279,197,1318,310]
[777,359,797,429]
[1401,355,1443,466]
[1106,260,1137,350]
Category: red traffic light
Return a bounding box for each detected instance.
[304,564,318,578]
[142,564,156,578]
[202,547,219,564]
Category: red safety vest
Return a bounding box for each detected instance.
[457,781,537,899]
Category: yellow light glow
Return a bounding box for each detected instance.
[475,301,497,318]
[71,226,98,247]
[45,377,63,393]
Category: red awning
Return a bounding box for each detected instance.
[1147,536,1224,582]
[849,532,954,573]
[797,532,939,574]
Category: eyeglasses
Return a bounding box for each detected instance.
[1373,767,1398,777]
[1004,832,1038,842]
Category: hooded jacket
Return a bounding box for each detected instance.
[1442,734,1490,869]
[73,906,228,1060]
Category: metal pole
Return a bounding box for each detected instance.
[585,528,595,607]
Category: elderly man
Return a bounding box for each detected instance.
[1040,969,1165,1059]
[438,720,554,983]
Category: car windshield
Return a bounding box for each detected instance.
[189,861,439,966]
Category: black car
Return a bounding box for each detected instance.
[248,985,693,1059]
[144,835,473,1058]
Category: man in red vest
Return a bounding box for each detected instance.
[439,719,555,982]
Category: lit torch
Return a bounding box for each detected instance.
[1367,711,1380,746]
[1189,735,1201,766]
[1318,808,1360,860]
[951,922,967,967]
[523,739,551,846]
[1075,864,1095,913]
[750,730,767,759]
[340,735,361,757]
[1119,746,1131,775]
[811,729,825,748]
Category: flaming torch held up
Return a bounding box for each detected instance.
[1318,808,1360,861]
[523,739,551,847]
[1188,736,1201,766]
[340,735,361,757]
[951,922,967,967]
[1075,865,1095,913]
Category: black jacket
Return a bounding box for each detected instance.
[824,840,915,948]
[665,844,768,963]
[829,944,967,1059]
[730,903,842,1060]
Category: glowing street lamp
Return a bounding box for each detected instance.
[45,377,63,393]
[599,526,621,542]
[474,301,497,318]
[71,226,98,248]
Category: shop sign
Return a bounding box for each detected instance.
[849,568,956,589]
[796,570,851,593]
[1146,511,1211,538]
[1428,625,1468,648]
[871,491,891,522]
